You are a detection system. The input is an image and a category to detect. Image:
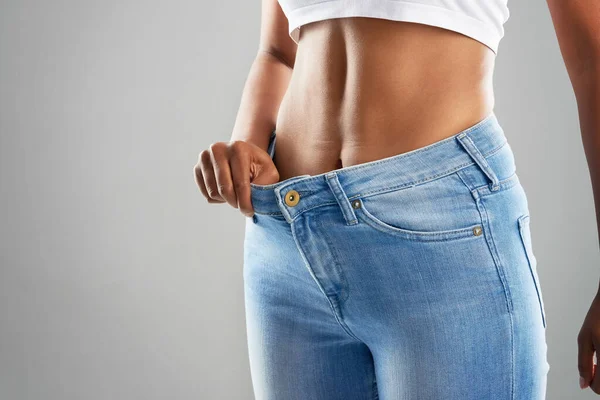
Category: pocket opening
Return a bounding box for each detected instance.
[353,171,486,242]
[357,202,484,242]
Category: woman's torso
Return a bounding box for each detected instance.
[273,17,496,181]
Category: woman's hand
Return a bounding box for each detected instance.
[578,292,600,392]
[194,140,280,217]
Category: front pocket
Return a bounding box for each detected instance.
[517,214,547,328]
[353,172,485,242]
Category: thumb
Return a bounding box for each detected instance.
[250,151,280,186]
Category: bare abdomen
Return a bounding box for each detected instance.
[273,17,497,181]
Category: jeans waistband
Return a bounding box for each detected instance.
[250,111,507,224]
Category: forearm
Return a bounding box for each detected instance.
[229,50,293,151]
[574,68,600,269]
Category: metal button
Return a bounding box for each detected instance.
[351,199,361,209]
[473,226,483,236]
[284,189,300,207]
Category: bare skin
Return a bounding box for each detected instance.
[273,18,494,180]
[194,0,600,393]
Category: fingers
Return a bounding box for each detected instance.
[195,149,226,203]
[250,145,281,186]
[194,139,278,217]
[209,142,239,209]
[194,141,256,216]
[229,141,254,217]
[578,331,596,390]
[194,158,225,203]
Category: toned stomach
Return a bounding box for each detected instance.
[272,17,496,181]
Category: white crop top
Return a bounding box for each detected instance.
[277,0,510,54]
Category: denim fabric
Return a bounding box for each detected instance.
[244,112,549,400]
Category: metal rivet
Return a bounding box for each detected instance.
[284,189,300,207]
[352,199,361,209]
[473,226,483,236]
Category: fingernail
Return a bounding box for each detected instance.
[580,376,587,389]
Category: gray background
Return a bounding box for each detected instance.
[0,1,594,399]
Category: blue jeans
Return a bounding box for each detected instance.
[244,112,549,399]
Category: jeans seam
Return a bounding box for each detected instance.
[346,141,508,201]
[484,140,509,158]
[476,173,519,197]
[478,199,514,314]
[253,142,510,218]
[349,160,473,199]
[318,216,351,304]
[455,167,477,193]
[459,169,515,399]
[372,375,379,400]
[356,208,481,242]
[478,197,516,400]
[290,220,362,343]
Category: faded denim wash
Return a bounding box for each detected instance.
[243,112,550,400]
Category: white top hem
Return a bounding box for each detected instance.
[286,0,504,54]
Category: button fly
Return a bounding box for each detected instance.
[284,189,300,207]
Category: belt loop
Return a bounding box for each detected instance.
[456,131,500,191]
[325,172,358,225]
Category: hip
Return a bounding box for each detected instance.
[244,112,549,394]
[248,111,546,329]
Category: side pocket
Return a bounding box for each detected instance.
[517,214,547,328]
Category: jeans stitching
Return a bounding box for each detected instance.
[476,173,519,197]
[291,219,362,343]
[253,141,510,218]
[347,141,508,200]
[317,216,351,304]
[372,375,379,400]
[475,193,515,399]
[356,208,481,242]
[251,137,506,195]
